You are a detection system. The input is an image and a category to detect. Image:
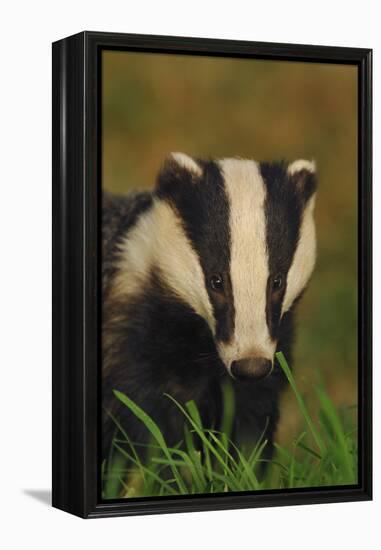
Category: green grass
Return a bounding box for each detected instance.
[102,352,358,499]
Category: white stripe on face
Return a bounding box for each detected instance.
[218,159,276,369]
[282,195,317,314]
[113,199,216,333]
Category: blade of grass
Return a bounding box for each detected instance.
[165,394,234,473]
[228,444,260,489]
[113,390,187,494]
[103,452,127,499]
[104,408,146,483]
[184,425,207,487]
[246,416,270,465]
[113,442,178,495]
[203,429,238,466]
[276,352,326,454]
[316,387,354,480]
[185,400,213,481]
[220,380,235,439]
[153,447,205,493]
[296,440,322,460]
[208,471,244,492]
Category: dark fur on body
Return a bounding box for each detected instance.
[102,194,294,464]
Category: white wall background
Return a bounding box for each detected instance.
[0,1,378,548]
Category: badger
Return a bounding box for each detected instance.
[102,153,317,469]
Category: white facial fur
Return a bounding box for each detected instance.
[282,161,317,313]
[218,159,276,370]
[113,198,216,333]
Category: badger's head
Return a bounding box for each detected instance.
[117,152,317,380]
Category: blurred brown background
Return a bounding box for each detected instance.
[102,51,358,444]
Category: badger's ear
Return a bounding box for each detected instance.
[156,152,202,195]
[287,159,317,204]
[169,152,202,177]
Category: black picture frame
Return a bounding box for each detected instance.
[52,31,372,519]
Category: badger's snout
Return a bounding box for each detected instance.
[231,357,272,380]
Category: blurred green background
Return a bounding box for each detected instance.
[102,51,358,445]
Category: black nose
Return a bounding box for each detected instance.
[231,357,272,380]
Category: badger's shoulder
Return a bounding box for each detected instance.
[102,190,153,292]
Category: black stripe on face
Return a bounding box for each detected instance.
[156,158,234,343]
[260,162,304,339]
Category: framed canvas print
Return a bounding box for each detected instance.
[52,31,372,518]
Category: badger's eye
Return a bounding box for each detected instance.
[210,274,224,292]
[272,275,283,291]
